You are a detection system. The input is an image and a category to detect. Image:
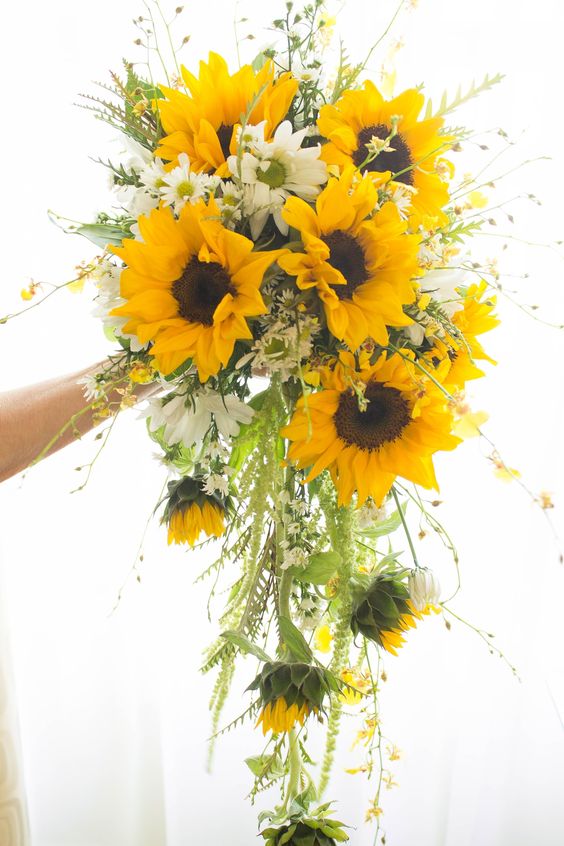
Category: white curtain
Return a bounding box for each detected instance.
[0,584,30,846]
[1,0,563,844]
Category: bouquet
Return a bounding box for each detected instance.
[8,1,551,841]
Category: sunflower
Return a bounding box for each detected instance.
[426,280,499,390]
[278,172,420,350]
[156,52,298,176]
[317,83,452,227]
[249,662,330,735]
[162,477,228,546]
[351,571,434,656]
[282,350,460,506]
[257,698,313,735]
[111,200,285,380]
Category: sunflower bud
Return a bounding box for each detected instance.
[350,571,418,655]
[261,815,349,845]
[249,661,331,735]
[161,477,229,546]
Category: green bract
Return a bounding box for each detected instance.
[160,476,229,524]
[248,661,333,711]
[350,571,413,646]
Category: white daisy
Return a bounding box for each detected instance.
[160,153,209,212]
[215,180,243,228]
[91,259,146,351]
[112,135,153,173]
[227,120,328,239]
[143,388,254,449]
[139,158,167,192]
[113,183,160,217]
[408,569,441,611]
[420,266,467,317]
[388,182,418,219]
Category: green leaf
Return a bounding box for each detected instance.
[245,753,284,779]
[279,616,313,662]
[291,550,341,585]
[75,223,132,249]
[220,630,271,663]
[356,502,407,538]
[251,51,269,72]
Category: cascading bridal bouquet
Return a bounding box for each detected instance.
[8,0,540,840]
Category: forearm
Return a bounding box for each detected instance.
[0,362,157,482]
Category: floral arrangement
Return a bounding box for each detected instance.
[9,0,550,840]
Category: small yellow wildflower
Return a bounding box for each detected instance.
[129,361,156,384]
[339,669,371,705]
[365,803,384,823]
[537,491,554,509]
[491,454,521,482]
[468,190,488,209]
[382,771,399,790]
[452,403,489,439]
[386,744,402,761]
[20,280,41,301]
[314,625,333,653]
[352,717,378,749]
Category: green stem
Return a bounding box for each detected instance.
[283,729,302,811]
[278,570,293,621]
[391,486,419,568]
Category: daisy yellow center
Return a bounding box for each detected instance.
[172,258,235,326]
[334,382,411,450]
[353,124,414,185]
[257,159,287,189]
[322,230,368,296]
[176,179,195,198]
[216,124,234,159]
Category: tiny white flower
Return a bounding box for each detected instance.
[160,153,209,212]
[77,374,105,403]
[357,500,388,530]
[408,569,441,611]
[202,473,230,497]
[281,547,309,571]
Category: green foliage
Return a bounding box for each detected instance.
[355,504,408,539]
[221,630,272,663]
[424,72,505,119]
[279,616,313,662]
[74,222,132,249]
[290,551,341,585]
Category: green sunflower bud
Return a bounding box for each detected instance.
[248,661,332,734]
[350,571,418,655]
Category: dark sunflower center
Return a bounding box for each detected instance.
[321,230,368,297]
[353,124,414,185]
[172,258,234,326]
[216,123,234,160]
[333,382,411,451]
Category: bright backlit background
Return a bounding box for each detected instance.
[1,1,564,845]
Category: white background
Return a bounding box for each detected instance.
[1,1,564,844]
